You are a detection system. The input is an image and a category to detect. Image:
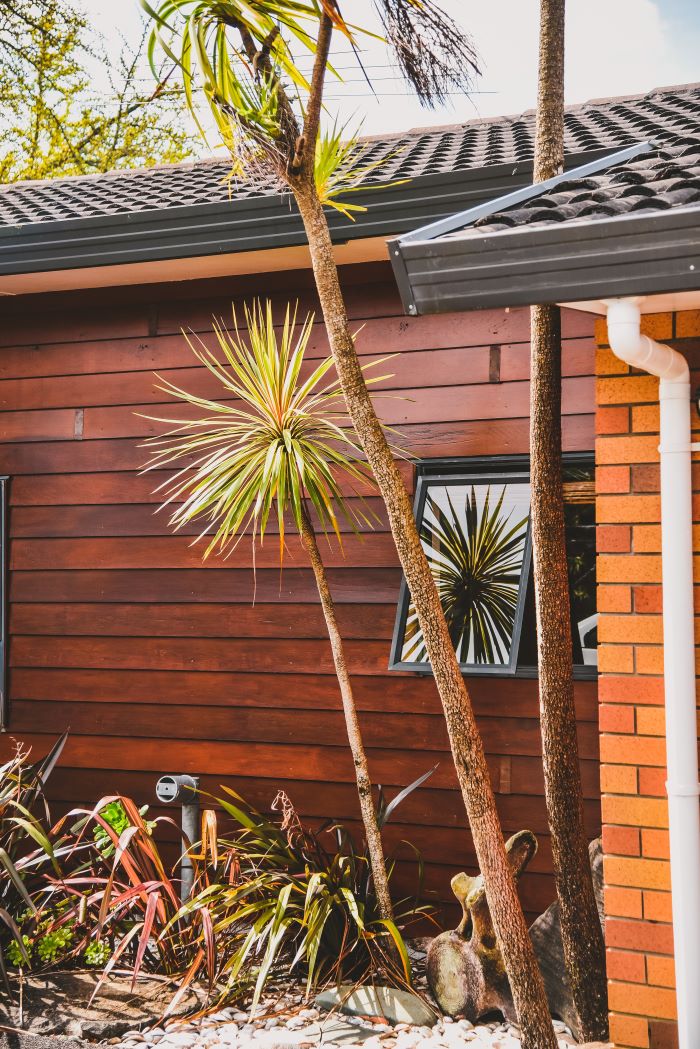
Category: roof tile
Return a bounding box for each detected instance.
[1,82,699,229]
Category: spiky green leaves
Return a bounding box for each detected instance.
[143,300,385,560]
[314,121,407,218]
[403,486,529,665]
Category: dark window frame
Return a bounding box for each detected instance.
[0,477,8,729]
[388,453,597,681]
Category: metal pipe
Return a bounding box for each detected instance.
[155,774,200,901]
[605,297,700,1049]
[179,787,200,902]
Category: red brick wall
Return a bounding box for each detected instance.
[596,310,700,1049]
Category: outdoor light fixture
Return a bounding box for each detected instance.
[155,774,199,900]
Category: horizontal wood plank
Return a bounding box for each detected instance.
[0,265,599,900]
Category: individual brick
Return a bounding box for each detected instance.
[597,435,661,465]
[635,646,665,675]
[609,1011,650,1048]
[643,890,674,923]
[598,584,632,612]
[597,376,660,407]
[648,1018,679,1049]
[676,309,700,338]
[604,884,643,918]
[634,525,661,552]
[603,825,641,857]
[632,404,660,433]
[638,767,668,797]
[646,954,675,989]
[607,948,646,983]
[642,828,670,860]
[599,615,662,644]
[636,707,665,737]
[634,586,662,614]
[640,313,674,341]
[605,856,671,891]
[597,405,631,433]
[600,703,635,733]
[631,463,660,492]
[608,981,677,1020]
[600,734,666,767]
[594,316,609,346]
[598,524,631,552]
[596,465,631,493]
[596,345,629,374]
[601,763,638,794]
[599,643,634,673]
[598,676,664,706]
[597,554,662,583]
[602,795,668,830]
[596,493,660,523]
[605,917,674,954]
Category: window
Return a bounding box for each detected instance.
[390,455,597,678]
[0,477,7,729]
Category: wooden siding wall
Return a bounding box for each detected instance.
[0,260,599,922]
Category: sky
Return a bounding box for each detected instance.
[79,0,700,139]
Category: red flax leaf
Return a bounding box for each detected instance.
[132,891,160,987]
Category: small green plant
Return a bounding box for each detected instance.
[93,799,155,858]
[84,939,111,967]
[5,909,76,970]
[36,922,74,964]
[5,934,31,968]
[0,736,67,979]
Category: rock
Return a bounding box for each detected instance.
[0,1037,93,1049]
[0,971,203,1041]
[314,986,437,1028]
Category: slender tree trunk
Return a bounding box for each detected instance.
[530,1,608,1041]
[293,179,557,1049]
[297,503,397,936]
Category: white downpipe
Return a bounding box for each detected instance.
[605,297,700,1049]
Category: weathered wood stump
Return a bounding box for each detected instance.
[426,830,536,1024]
[427,834,604,1041]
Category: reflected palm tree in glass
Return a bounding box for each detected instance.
[403,486,529,665]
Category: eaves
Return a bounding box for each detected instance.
[0,149,613,277]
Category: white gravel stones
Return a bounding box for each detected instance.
[114,1010,577,1049]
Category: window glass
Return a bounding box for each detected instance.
[390,457,597,678]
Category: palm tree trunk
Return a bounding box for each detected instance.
[297,503,396,935]
[293,180,557,1049]
[530,1,608,1041]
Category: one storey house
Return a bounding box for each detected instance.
[1,81,699,1049]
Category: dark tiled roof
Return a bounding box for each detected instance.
[472,136,700,234]
[1,82,699,229]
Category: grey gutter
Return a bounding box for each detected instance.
[0,148,613,277]
[392,204,700,314]
[386,139,692,312]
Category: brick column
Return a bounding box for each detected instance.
[595,311,700,1049]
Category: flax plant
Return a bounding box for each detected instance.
[142,300,401,954]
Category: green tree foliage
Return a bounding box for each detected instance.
[0,0,196,182]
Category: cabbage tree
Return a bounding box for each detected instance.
[143,301,402,956]
[140,3,557,1043]
[529,0,608,1040]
